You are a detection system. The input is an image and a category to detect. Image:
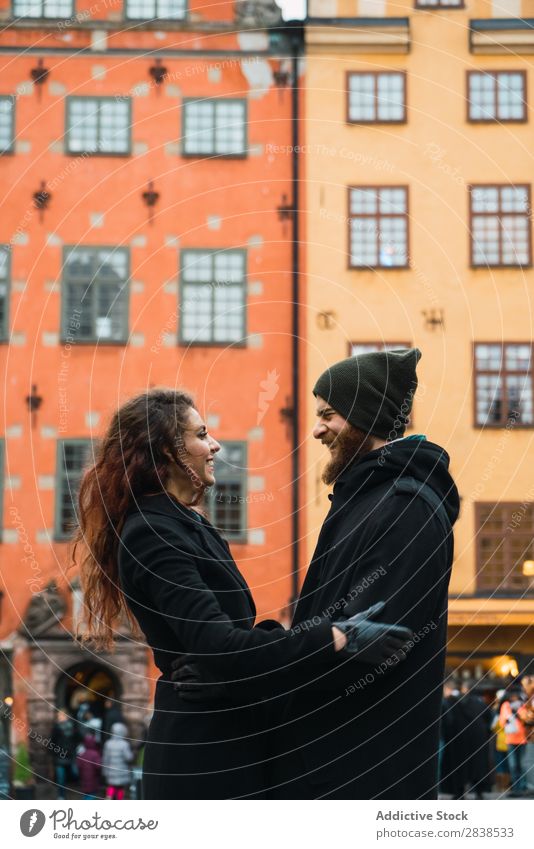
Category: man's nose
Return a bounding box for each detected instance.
[313,422,327,439]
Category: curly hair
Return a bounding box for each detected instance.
[70,387,195,650]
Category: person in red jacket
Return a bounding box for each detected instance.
[76,734,102,800]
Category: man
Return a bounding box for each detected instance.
[440,680,492,798]
[174,348,459,799]
[266,348,459,798]
[518,673,534,794]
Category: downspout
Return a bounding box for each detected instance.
[290,24,303,612]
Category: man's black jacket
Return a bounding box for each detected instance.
[268,437,460,800]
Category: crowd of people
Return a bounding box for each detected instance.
[440,673,534,798]
[49,701,141,800]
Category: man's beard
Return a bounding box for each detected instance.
[322,426,376,485]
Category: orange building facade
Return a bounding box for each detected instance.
[0,0,304,782]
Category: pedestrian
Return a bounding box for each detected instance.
[101,699,124,741]
[0,725,10,800]
[518,674,534,794]
[73,388,409,799]
[101,722,133,800]
[50,710,78,800]
[441,682,492,798]
[500,687,527,796]
[76,733,102,800]
[491,690,510,794]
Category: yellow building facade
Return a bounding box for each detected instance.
[303,0,534,684]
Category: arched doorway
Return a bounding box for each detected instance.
[56,661,121,738]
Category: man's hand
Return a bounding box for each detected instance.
[333,603,413,664]
[170,656,229,702]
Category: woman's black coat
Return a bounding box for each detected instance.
[117,492,335,800]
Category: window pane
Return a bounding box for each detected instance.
[348,74,375,121]
[183,101,214,154]
[215,102,246,155]
[350,187,378,215]
[376,73,405,121]
[350,218,378,266]
[471,186,499,213]
[497,73,525,120]
[181,283,213,342]
[0,97,13,154]
[379,217,407,266]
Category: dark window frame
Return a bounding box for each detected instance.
[0,96,15,156]
[54,439,92,542]
[0,245,10,343]
[208,440,247,543]
[466,70,527,124]
[475,501,534,596]
[179,248,247,348]
[181,98,248,159]
[347,185,410,270]
[346,71,407,125]
[473,341,534,429]
[469,183,532,269]
[66,96,132,157]
[60,245,130,346]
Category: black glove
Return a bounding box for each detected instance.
[337,599,386,623]
[333,604,413,664]
[170,656,229,703]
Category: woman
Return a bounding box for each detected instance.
[73,388,409,799]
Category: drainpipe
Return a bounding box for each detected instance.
[289,24,303,612]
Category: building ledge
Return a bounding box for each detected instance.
[448,596,534,625]
[470,17,534,54]
[305,16,410,55]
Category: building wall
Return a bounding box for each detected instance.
[0,1,299,752]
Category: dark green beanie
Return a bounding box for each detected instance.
[313,348,422,439]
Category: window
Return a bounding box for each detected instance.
[66,98,131,155]
[347,72,406,124]
[12,0,73,16]
[182,99,247,157]
[126,0,186,19]
[180,249,246,345]
[470,185,531,267]
[474,343,533,427]
[0,246,9,341]
[61,247,129,344]
[468,72,526,122]
[0,97,14,155]
[415,0,463,7]
[476,502,534,595]
[208,442,247,542]
[349,187,409,269]
[54,440,92,541]
[350,341,411,356]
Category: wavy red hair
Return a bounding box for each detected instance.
[70,387,195,649]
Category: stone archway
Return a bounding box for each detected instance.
[26,638,150,782]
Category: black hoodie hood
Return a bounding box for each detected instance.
[332,437,460,526]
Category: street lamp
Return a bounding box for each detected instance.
[522,560,534,576]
